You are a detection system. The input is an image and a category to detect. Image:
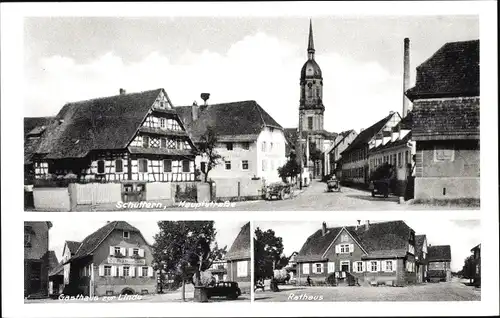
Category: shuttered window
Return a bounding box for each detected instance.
[115,159,123,173]
[328,262,335,273]
[302,263,310,274]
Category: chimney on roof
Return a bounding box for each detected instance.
[200,93,210,109]
[119,88,126,95]
[355,220,361,230]
[364,220,370,231]
[321,222,327,236]
[192,101,199,122]
[402,38,411,118]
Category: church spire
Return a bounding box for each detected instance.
[307,19,315,59]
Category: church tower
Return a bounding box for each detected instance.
[299,20,325,177]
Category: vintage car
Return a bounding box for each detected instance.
[326,178,341,192]
[264,182,294,200]
[370,179,391,198]
[206,281,241,300]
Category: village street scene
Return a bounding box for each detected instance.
[23,16,480,211]
[24,221,250,303]
[253,220,481,302]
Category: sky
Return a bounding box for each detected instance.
[24,16,478,133]
[48,220,247,262]
[255,219,480,272]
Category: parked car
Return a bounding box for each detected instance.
[326,178,341,192]
[206,281,241,300]
[265,182,294,200]
[371,179,390,198]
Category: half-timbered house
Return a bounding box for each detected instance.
[27,88,196,184]
[225,222,251,293]
[427,245,452,282]
[415,234,428,283]
[295,220,418,287]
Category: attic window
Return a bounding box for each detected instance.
[123,231,130,239]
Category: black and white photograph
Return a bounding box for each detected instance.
[24,220,250,303]
[253,220,481,302]
[22,15,481,211]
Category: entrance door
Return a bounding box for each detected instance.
[341,262,349,272]
[28,261,42,295]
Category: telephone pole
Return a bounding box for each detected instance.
[298,114,303,190]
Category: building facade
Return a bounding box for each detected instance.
[415,234,428,283]
[225,222,251,293]
[325,130,358,178]
[24,222,53,298]
[26,89,197,185]
[341,112,400,186]
[177,100,287,185]
[64,221,156,297]
[427,245,452,282]
[406,40,480,201]
[295,221,418,287]
[471,244,481,287]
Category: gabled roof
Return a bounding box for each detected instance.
[412,97,479,140]
[427,245,452,262]
[341,113,395,155]
[47,250,59,270]
[296,221,414,262]
[68,221,143,262]
[33,88,180,159]
[406,40,479,100]
[226,222,250,261]
[176,101,283,143]
[65,240,82,255]
[370,131,412,153]
[327,129,356,154]
[24,117,55,165]
[24,117,55,136]
[471,244,480,252]
[49,260,65,277]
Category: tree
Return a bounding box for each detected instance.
[309,141,323,162]
[461,255,475,284]
[152,221,226,301]
[278,150,302,183]
[254,227,289,283]
[196,126,224,182]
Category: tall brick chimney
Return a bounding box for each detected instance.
[402,38,410,117]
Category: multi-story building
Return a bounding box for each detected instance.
[406,40,480,201]
[295,220,418,287]
[177,100,287,185]
[24,222,53,298]
[340,112,400,186]
[415,234,428,283]
[225,222,251,293]
[325,130,358,178]
[471,244,481,287]
[26,88,197,184]
[63,221,156,297]
[427,245,452,282]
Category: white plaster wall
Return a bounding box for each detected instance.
[256,127,287,183]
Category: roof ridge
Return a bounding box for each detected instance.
[64,88,162,106]
[254,101,267,129]
[74,221,117,257]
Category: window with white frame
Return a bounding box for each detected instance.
[133,248,139,256]
[104,265,112,276]
[123,266,130,277]
[341,234,348,242]
[302,263,310,274]
[114,246,121,255]
[225,161,231,170]
[340,244,350,253]
[237,261,248,277]
[141,267,148,277]
[313,263,323,274]
[242,160,249,170]
[160,118,166,128]
[123,231,130,239]
[356,261,363,273]
[370,261,378,272]
[385,260,393,272]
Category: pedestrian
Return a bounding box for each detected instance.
[307,275,311,286]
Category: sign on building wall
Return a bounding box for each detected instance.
[107,257,146,266]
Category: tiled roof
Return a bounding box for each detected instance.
[370,131,412,153]
[427,245,451,262]
[49,260,64,277]
[296,221,414,262]
[226,222,250,261]
[69,221,141,262]
[65,240,81,254]
[471,244,480,252]
[341,113,395,155]
[176,101,283,143]
[406,40,479,99]
[33,89,186,159]
[412,97,479,140]
[24,117,55,164]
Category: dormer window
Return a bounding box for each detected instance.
[123,231,130,239]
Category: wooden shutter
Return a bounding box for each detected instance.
[109,246,115,256]
[349,244,354,252]
[353,262,358,273]
[392,260,397,272]
[148,267,154,277]
[139,248,145,257]
[130,266,136,277]
[328,262,335,273]
[362,261,366,272]
[111,266,117,277]
[129,248,134,257]
[376,261,381,272]
[120,247,126,256]
[335,245,340,253]
[118,266,123,277]
[99,265,104,276]
[381,260,386,272]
